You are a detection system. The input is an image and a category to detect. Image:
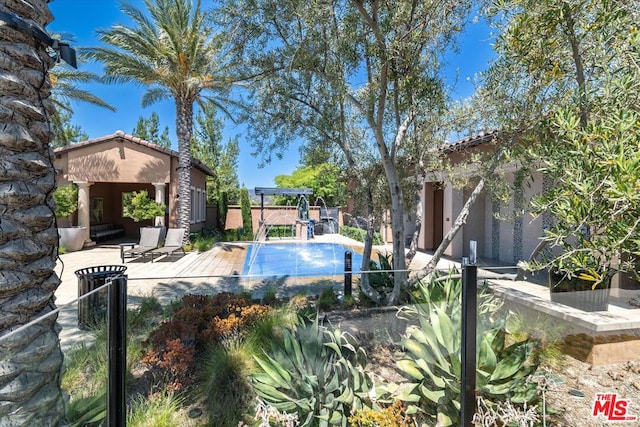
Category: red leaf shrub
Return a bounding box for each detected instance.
[142,292,273,394]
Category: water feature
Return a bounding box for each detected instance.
[243,242,364,277]
[296,194,309,220]
[314,196,339,234]
[249,210,297,268]
[250,194,313,267]
[342,212,367,230]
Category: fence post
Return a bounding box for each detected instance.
[344,251,352,297]
[461,259,477,426]
[108,275,127,427]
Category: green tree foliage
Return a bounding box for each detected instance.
[274,164,346,207]
[132,112,172,148]
[217,0,470,304]
[483,0,640,280]
[52,184,78,219]
[90,0,235,243]
[240,188,253,236]
[217,191,228,231]
[50,101,89,148]
[191,101,240,205]
[49,40,116,113]
[122,190,166,223]
[48,34,114,147]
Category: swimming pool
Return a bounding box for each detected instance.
[242,242,365,277]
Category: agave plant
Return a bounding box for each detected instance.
[391,273,539,426]
[250,316,374,426]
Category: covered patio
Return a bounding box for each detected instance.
[54,131,213,246]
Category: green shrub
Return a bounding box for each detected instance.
[53,184,78,219]
[66,388,106,427]
[129,294,163,330]
[250,316,374,426]
[261,285,278,306]
[200,341,257,427]
[217,190,228,231]
[63,319,145,426]
[390,274,539,426]
[122,190,165,222]
[505,309,565,368]
[143,293,272,395]
[339,226,383,245]
[317,287,338,311]
[193,235,216,252]
[348,401,411,427]
[127,390,183,427]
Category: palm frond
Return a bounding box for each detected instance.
[50,63,116,111]
[141,87,172,108]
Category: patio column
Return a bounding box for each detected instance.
[443,181,464,259]
[152,182,166,227]
[75,181,93,245]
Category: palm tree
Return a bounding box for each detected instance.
[0,0,66,423]
[50,56,116,112]
[49,35,116,147]
[89,0,232,241]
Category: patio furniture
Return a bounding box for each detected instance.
[121,227,165,262]
[90,223,125,242]
[118,242,136,261]
[148,228,186,262]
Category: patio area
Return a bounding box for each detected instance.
[53,235,640,364]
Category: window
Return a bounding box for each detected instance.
[201,190,206,221]
[189,187,207,223]
[190,187,195,223]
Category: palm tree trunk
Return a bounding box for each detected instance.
[176,98,193,244]
[0,0,65,424]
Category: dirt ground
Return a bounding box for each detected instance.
[363,340,640,426]
[541,356,640,426]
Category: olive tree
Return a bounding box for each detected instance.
[480,0,640,281]
[217,0,471,304]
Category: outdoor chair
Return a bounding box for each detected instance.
[148,228,186,262]
[121,227,165,263]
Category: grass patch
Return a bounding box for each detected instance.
[128,390,184,427]
[199,340,257,427]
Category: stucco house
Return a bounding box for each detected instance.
[416,130,638,294]
[416,131,535,263]
[54,131,214,246]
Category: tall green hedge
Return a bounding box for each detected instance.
[240,188,253,236]
[217,191,228,231]
[339,225,383,245]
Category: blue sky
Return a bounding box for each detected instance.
[48,0,495,189]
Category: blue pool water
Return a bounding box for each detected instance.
[242,243,364,277]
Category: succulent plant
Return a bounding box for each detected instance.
[250,316,374,426]
[391,273,539,426]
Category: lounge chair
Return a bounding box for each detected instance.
[148,228,186,262]
[121,227,165,263]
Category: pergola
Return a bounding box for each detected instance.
[254,187,313,222]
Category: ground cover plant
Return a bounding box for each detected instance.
[63,277,550,426]
[388,274,540,426]
[250,316,374,426]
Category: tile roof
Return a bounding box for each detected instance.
[54,130,215,176]
[440,129,500,153]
